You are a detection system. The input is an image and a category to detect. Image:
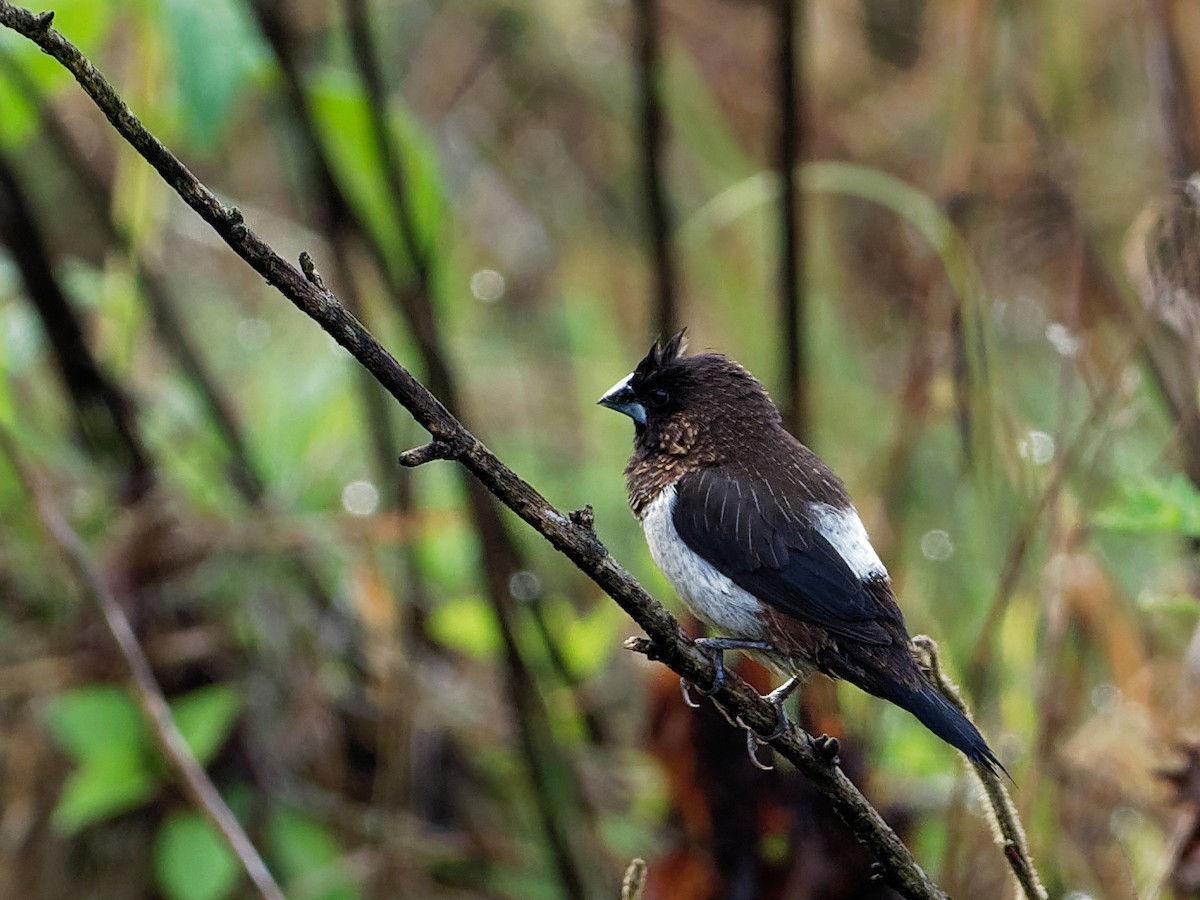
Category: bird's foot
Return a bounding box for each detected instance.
[732,691,795,770]
[759,675,800,740]
[679,647,725,706]
[685,637,772,700]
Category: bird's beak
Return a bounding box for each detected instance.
[597,373,647,425]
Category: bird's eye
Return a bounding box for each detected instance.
[647,387,669,407]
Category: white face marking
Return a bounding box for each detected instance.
[641,485,765,639]
[809,503,887,580]
[601,371,633,398]
[598,371,646,425]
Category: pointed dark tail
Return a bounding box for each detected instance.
[887,681,1008,779]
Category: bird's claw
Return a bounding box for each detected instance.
[735,715,775,771]
[679,638,797,771]
[679,678,701,708]
[761,692,793,741]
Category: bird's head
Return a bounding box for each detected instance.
[598,330,781,456]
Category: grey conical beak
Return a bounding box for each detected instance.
[597,373,647,425]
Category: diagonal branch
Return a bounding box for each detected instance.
[0,5,951,896]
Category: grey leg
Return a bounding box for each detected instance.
[686,637,773,697]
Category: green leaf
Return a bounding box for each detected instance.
[0,66,38,148]
[308,73,401,262]
[553,597,620,678]
[1095,474,1200,537]
[158,0,265,150]
[427,595,501,661]
[45,686,158,830]
[170,684,244,766]
[308,71,444,284]
[53,753,158,832]
[0,0,110,97]
[44,684,243,831]
[155,811,240,900]
[268,809,360,900]
[44,686,145,764]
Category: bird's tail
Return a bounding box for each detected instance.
[886,681,1008,779]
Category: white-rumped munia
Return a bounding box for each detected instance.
[599,331,1002,774]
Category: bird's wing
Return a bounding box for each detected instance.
[671,467,895,645]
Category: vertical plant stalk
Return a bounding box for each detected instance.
[914,637,1047,900]
[0,431,284,900]
[1145,0,1200,181]
[342,0,597,718]
[343,0,429,295]
[0,149,155,499]
[1,50,335,609]
[776,0,807,438]
[247,3,596,894]
[632,0,677,337]
[0,55,268,505]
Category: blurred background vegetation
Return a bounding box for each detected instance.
[2,0,1200,897]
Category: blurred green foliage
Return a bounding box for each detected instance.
[46,684,242,831]
[2,0,1199,897]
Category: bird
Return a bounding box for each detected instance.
[598,330,1004,775]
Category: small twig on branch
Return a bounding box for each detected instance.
[0,4,951,895]
[397,440,460,468]
[0,429,284,900]
[621,857,648,900]
[914,636,1047,900]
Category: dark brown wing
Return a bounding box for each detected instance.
[671,467,899,646]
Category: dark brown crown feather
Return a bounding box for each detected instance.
[634,328,689,379]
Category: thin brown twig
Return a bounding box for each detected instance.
[0,428,284,900]
[621,857,648,900]
[0,5,953,894]
[914,636,1047,900]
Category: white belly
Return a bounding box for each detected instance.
[640,484,766,639]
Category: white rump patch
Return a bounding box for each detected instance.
[809,503,887,581]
